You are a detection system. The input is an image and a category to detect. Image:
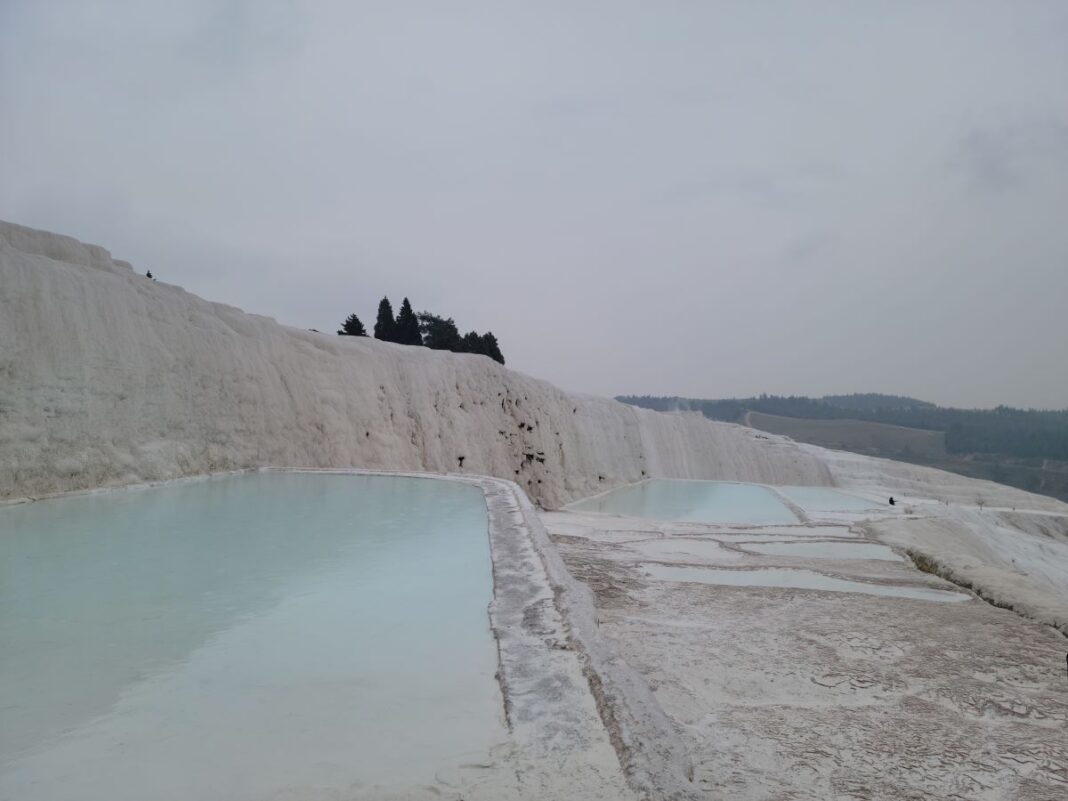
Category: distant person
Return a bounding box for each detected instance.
[146,270,153,280]
[889,496,896,506]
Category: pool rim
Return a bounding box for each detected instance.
[0,466,693,801]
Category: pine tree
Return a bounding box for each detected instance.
[374,297,395,341]
[460,330,483,355]
[418,312,462,351]
[395,297,423,346]
[337,313,367,336]
[480,332,505,365]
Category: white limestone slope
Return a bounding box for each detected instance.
[813,446,1068,633]
[5,220,1068,634]
[0,220,830,509]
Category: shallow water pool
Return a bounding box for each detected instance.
[740,540,903,561]
[644,564,970,602]
[570,480,799,525]
[0,472,504,801]
[629,537,743,562]
[776,486,883,513]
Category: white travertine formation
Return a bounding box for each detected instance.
[544,506,1068,799]
[811,445,1068,632]
[4,219,1068,625]
[4,219,1068,632]
[4,220,1068,799]
[0,220,831,509]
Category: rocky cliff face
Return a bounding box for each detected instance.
[0,220,832,507]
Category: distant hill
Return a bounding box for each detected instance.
[617,393,1068,501]
[745,411,948,459]
[820,393,935,412]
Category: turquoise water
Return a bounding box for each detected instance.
[570,480,799,525]
[644,565,971,602]
[776,486,882,513]
[740,540,903,561]
[0,473,503,801]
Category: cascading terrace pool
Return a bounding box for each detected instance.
[568,479,800,525]
[566,479,890,525]
[774,485,882,513]
[0,472,505,801]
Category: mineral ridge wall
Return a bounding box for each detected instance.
[0,220,831,507]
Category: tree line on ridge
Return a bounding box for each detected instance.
[337,296,505,365]
[618,393,1068,459]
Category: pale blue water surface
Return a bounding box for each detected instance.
[0,472,504,801]
[644,565,971,602]
[776,486,883,513]
[740,540,903,561]
[570,480,799,525]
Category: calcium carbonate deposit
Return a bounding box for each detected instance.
[0,220,831,509]
[3,220,1068,801]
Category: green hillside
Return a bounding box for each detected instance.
[618,393,1068,501]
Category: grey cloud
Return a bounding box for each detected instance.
[2,1,1066,409]
[954,120,1068,194]
[657,171,785,206]
[783,231,834,264]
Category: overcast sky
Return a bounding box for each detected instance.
[2,1,1066,409]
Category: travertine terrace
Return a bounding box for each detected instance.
[0,220,829,509]
[3,221,1066,800]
